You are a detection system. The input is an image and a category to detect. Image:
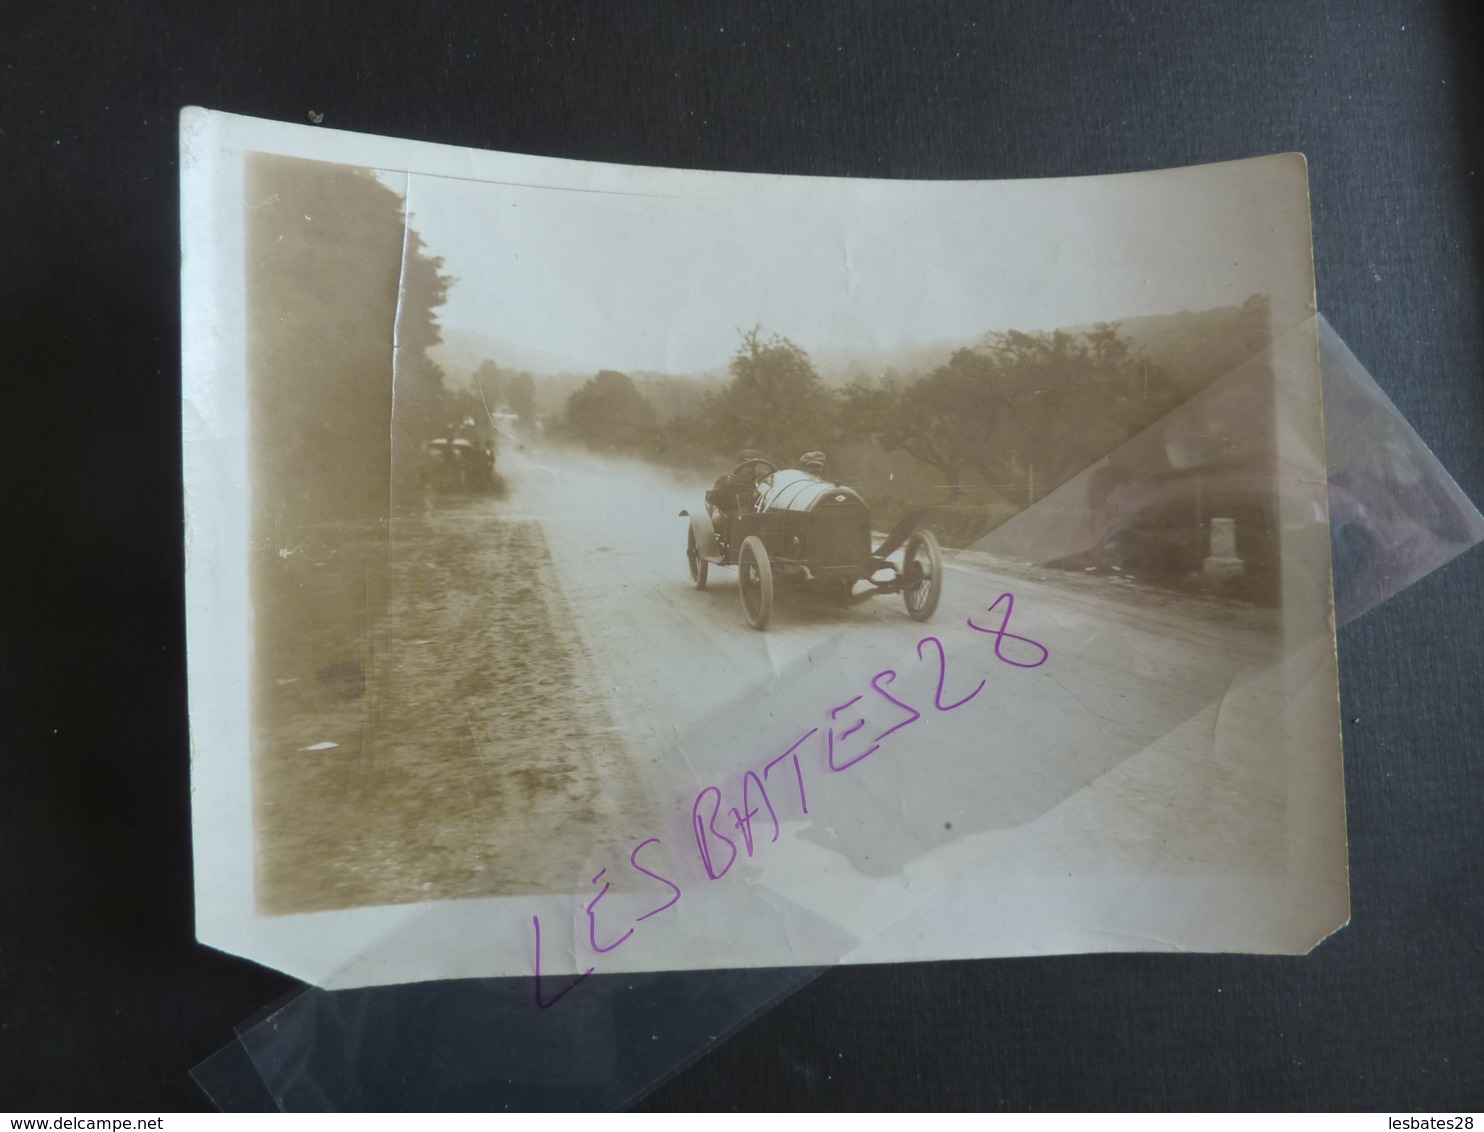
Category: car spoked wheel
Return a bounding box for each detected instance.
[738,535,773,630]
[687,526,708,589]
[901,529,942,621]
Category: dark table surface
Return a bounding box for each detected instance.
[3,0,1481,1111]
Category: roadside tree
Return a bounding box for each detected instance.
[563,370,657,451]
[472,359,506,416]
[708,327,838,465]
[844,349,1010,500]
[245,154,450,524]
[849,323,1171,506]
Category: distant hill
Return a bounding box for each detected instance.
[816,301,1268,394]
[1114,302,1271,395]
[432,326,730,419]
[803,300,1270,393]
[431,328,591,384]
[810,338,974,385]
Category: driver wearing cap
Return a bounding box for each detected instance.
[710,449,769,547]
[713,449,766,495]
[798,451,827,479]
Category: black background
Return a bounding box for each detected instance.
[3,0,1482,1112]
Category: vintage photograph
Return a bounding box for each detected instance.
[185,113,1345,984]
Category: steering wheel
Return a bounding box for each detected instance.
[734,458,777,481]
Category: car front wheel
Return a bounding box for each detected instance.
[687,526,708,589]
[902,529,943,621]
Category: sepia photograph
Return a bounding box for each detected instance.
[184,112,1345,985]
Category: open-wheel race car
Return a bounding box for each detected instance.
[680,458,943,630]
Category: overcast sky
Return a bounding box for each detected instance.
[385,154,1312,377]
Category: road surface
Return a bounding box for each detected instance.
[506,445,1298,881]
[256,442,1314,915]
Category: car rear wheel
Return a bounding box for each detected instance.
[738,535,773,630]
[902,529,942,621]
[687,526,708,589]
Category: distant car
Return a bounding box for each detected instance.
[423,436,497,493]
[680,458,943,630]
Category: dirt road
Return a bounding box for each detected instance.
[504,446,1296,879]
[256,443,1300,915]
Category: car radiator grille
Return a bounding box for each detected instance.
[809,506,870,570]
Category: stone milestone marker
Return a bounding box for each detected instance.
[1203,516,1246,584]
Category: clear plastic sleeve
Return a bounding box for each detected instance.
[193,313,1483,1111]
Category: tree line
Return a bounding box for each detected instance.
[470,360,536,425]
[551,301,1270,507]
